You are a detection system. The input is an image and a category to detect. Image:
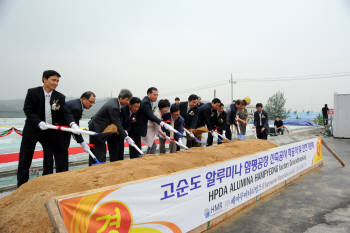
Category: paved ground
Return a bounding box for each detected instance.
[208,132,350,233]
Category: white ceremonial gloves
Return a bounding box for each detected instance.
[80,141,90,153]
[178,138,183,144]
[211,131,219,138]
[70,122,81,135]
[38,121,49,130]
[160,121,174,132]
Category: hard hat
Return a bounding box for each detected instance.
[244,97,251,105]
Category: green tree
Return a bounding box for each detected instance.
[265,91,289,119]
[313,113,324,125]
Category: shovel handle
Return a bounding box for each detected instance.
[166,136,189,150]
[131,143,144,156]
[86,149,102,164]
[46,124,98,136]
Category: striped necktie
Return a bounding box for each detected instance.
[45,94,52,124]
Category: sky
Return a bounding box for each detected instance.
[0,0,350,111]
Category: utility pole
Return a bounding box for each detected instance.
[214,89,216,98]
[230,73,233,103]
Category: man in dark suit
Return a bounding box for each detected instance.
[88,89,132,165]
[137,87,169,137]
[196,98,221,146]
[197,98,221,131]
[42,91,97,174]
[64,91,96,149]
[227,100,241,137]
[17,70,69,187]
[207,103,227,146]
[178,94,198,148]
[161,105,185,153]
[254,103,269,140]
[121,97,142,159]
[322,104,329,126]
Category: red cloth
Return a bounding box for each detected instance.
[0,139,168,163]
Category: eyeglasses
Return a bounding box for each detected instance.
[88,99,95,104]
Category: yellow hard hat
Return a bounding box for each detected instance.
[244,97,251,105]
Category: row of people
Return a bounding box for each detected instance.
[17,71,187,187]
[17,69,269,187]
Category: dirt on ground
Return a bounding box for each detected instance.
[0,139,277,233]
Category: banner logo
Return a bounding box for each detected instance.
[87,201,132,233]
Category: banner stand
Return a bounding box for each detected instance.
[46,199,68,233]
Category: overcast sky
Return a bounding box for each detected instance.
[1,0,350,111]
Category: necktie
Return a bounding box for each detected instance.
[45,94,52,124]
[170,120,175,139]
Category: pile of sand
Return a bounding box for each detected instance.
[0,139,277,233]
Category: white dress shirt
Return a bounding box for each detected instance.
[43,88,53,124]
[259,112,262,127]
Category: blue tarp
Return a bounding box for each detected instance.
[268,119,317,126]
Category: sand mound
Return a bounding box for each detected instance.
[0,139,277,233]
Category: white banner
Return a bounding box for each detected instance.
[58,137,323,233]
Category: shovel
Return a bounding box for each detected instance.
[126,138,144,157]
[214,130,231,143]
[235,122,245,140]
[86,148,104,165]
[125,131,144,157]
[184,128,208,145]
[161,121,183,138]
[165,136,189,150]
[46,123,118,136]
[211,131,222,143]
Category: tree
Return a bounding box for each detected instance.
[265,91,289,119]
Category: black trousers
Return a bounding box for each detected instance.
[323,116,328,126]
[207,128,224,146]
[186,135,197,148]
[17,127,69,187]
[89,132,124,166]
[225,125,232,141]
[107,134,124,162]
[256,127,268,140]
[276,128,284,135]
[207,133,214,146]
[42,132,71,175]
[128,134,142,159]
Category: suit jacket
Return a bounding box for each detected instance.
[137,96,161,137]
[162,113,184,141]
[121,105,142,136]
[196,103,217,131]
[227,104,238,126]
[63,98,84,143]
[216,111,227,131]
[254,110,269,130]
[23,86,66,130]
[179,101,198,129]
[89,98,126,138]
